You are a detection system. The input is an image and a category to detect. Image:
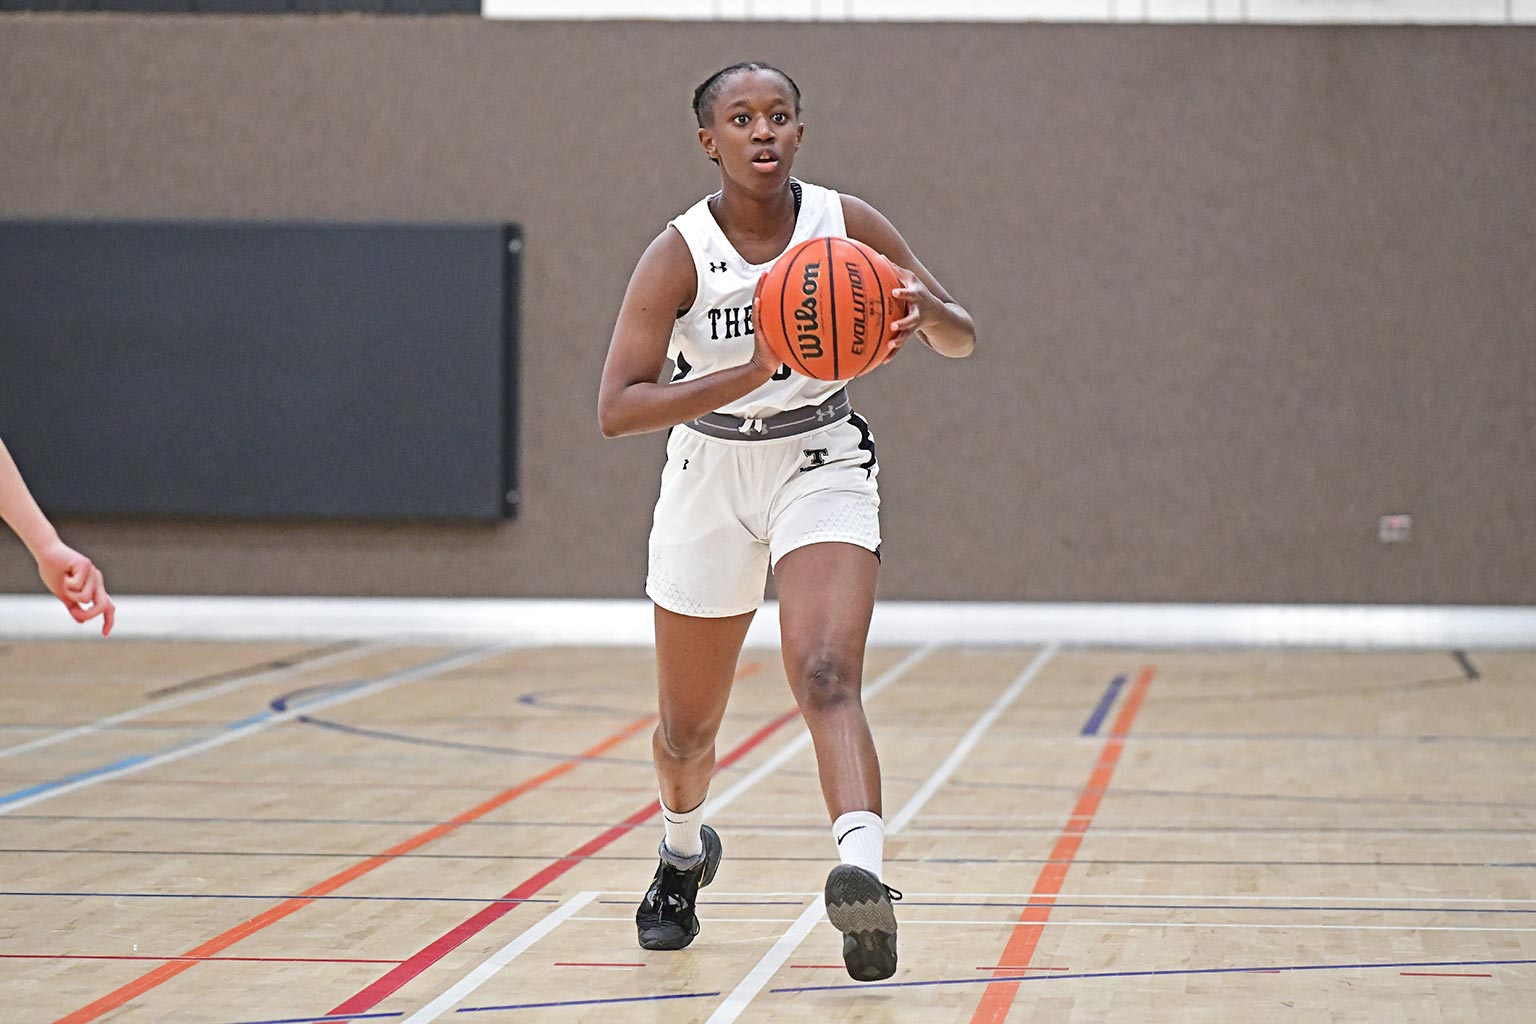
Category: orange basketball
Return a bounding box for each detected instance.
[753,236,906,382]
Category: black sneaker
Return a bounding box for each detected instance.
[824,864,902,981]
[635,825,722,950]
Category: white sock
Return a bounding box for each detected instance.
[661,794,706,864]
[833,810,885,879]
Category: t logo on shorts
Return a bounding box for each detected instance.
[800,448,830,472]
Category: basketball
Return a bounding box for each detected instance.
[753,236,906,381]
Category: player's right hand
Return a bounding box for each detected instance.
[36,541,115,636]
[749,296,784,379]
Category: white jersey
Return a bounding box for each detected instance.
[667,178,848,418]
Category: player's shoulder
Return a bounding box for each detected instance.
[838,192,900,250]
[837,192,881,230]
[628,224,697,307]
[668,192,718,235]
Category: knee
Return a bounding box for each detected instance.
[655,717,716,762]
[796,656,862,715]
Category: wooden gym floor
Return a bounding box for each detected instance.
[0,638,1532,1022]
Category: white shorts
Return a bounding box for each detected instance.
[646,414,882,618]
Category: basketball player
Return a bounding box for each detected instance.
[0,436,115,635]
[598,63,974,981]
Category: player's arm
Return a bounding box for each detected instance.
[842,194,975,360]
[598,227,777,438]
[0,436,115,635]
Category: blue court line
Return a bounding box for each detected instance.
[1080,674,1127,736]
[455,991,721,1013]
[0,753,159,806]
[516,687,642,717]
[5,890,1530,914]
[0,681,372,809]
[769,957,1536,994]
[945,778,1536,809]
[43,812,1532,838]
[296,715,654,766]
[219,1013,401,1024]
[1124,732,1536,744]
[268,682,358,713]
[9,847,1536,868]
[919,858,1536,868]
[4,813,723,829]
[894,901,1536,914]
[865,824,1536,835]
[0,891,556,904]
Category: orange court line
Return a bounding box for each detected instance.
[969,666,1156,1024]
[53,711,658,1024]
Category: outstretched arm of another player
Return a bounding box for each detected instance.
[842,195,976,361]
[598,227,778,438]
[0,437,115,636]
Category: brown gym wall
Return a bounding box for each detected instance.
[1,16,1532,603]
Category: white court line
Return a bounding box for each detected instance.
[0,644,383,760]
[703,644,937,817]
[0,645,504,815]
[569,915,1536,933]
[703,645,1055,1023]
[603,890,1536,905]
[888,644,1058,834]
[398,892,600,1024]
[389,644,940,1023]
[704,897,827,1024]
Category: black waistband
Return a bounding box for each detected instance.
[686,388,851,441]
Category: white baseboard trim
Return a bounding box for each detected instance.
[0,595,1532,648]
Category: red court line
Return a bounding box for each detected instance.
[1401,971,1492,978]
[974,966,1069,972]
[326,705,805,1020]
[52,711,659,1024]
[4,954,402,964]
[970,666,1155,1024]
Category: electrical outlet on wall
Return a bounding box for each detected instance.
[1378,514,1412,543]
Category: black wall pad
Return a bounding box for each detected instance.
[0,220,520,521]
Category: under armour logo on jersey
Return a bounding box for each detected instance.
[800,448,830,472]
[815,405,835,421]
[709,261,728,273]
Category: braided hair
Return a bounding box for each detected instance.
[692,62,802,129]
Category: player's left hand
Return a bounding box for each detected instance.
[35,541,115,636]
[885,264,940,360]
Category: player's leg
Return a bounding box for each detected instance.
[653,605,752,847]
[635,607,752,950]
[774,541,881,817]
[639,425,770,950]
[775,540,901,981]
